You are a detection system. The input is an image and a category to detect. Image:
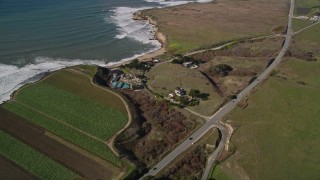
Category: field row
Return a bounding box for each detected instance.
[0,129,79,180]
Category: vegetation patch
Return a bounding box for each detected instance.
[217,59,320,180]
[157,128,219,179]
[3,69,128,166]
[141,0,287,53]
[147,63,223,116]
[0,130,79,180]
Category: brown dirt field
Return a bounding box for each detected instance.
[0,155,38,180]
[0,107,115,180]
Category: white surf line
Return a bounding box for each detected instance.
[12,100,107,144]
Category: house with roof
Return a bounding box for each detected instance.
[175,87,186,97]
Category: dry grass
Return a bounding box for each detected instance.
[142,0,288,54]
[146,63,224,116]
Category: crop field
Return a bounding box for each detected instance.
[141,0,288,54]
[3,69,128,166]
[0,156,37,180]
[0,130,79,180]
[44,69,127,112]
[146,63,224,116]
[214,58,320,180]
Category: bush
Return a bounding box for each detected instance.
[211,64,233,76]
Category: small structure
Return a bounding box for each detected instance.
[175,87,186,97]
[183,62,193,68]
[152,58,159,63]
[190,64,199,69]
[309,16,320,22]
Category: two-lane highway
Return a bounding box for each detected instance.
[141,0,295,178]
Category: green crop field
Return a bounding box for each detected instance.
[0,130,79,180]
[3,69,128,166]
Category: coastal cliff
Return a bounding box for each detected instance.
[133,11,166,47]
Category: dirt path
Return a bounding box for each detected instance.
[0,155,38,180]
[0,107,115,180]
[293,21,320,35]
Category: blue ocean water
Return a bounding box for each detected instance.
[0,0,211,103]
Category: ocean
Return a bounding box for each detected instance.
[0,0,211,103]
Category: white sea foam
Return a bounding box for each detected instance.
[0,57,104,104]
[110,6,161,47]
[110,0,212,45]
[0,0,213,104]
[143,0,212,6]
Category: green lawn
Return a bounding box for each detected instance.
[0,130,79,180]
[3,69,128,166]
[215,58,320,180]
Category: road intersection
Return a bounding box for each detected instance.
[141,0,295,178]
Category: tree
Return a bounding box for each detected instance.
[188,89,201,98]
[211,64,233,76]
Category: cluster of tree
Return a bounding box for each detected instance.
[188,89,210,100]
[158,145,208,179]
[288,50,317,62]
[120,59,153,71]
[179,96,200,106]
[119,90,195,166]
[211,64,233,76]
[172,54,204,65]
[93,66,110,86]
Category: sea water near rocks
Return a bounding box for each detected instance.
[0,0,211,103]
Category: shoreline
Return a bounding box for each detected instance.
[0,6,167,104]
[107,11,167,68]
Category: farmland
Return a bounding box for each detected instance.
[0,156,37,180]
[141,0,288,54]
[0,129,79,180]
[3,68,128,168]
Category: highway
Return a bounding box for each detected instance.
[141,0,295,178]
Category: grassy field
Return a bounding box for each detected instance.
[0,130,79,180]
[293,23,320,53]
[146,63,224,116]
[3,69,128,166]
[292,18,313,32]
[213,58,320,180]
[295,0,320,15]
[142,0,287,54]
